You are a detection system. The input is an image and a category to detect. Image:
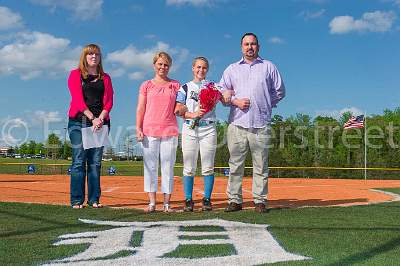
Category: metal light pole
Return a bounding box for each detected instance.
[63,126,67,159]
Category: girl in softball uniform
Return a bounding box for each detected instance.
[176,57,219,211]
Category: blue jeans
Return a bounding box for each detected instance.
[68,119,104,206]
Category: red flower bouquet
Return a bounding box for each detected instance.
[190,81,222,129]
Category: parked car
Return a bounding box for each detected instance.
[14,154,22,159]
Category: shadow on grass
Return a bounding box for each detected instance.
[110,198,367,210]
[211,198,369,209]
[328,236,400,266]
[0,204,166,238]
[270,225,400,232]
[0,208,90,238]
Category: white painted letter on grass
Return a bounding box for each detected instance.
[45,218,310,265]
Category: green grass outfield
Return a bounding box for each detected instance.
[0,158,225,176]
[2,158,400,179]
[1,188,400,265]
[0,158,147,175]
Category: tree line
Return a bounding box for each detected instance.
[11,133,71,160]
[10,108,400,171]
[177,108,400,171]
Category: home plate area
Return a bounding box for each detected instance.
[45,219,310,265]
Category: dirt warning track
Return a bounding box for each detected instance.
[1,174,400,211]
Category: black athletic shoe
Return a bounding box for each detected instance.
[202,197,212,211]
[183,199,194,212]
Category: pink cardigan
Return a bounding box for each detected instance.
[67,68,114,119]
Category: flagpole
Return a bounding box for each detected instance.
[364,112,367,180]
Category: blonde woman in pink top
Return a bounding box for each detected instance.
[136,52,180,213]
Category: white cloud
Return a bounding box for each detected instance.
[0,6,23,30]
[315,107,364,119]
[129,71,146,80]
[0,31,80,79]
[0,117,29,146]
[268,37,285,44]
[107,43,165,69]
[108,68,126,78]
[299,9,326,20]
[30,0,103,21]
[106,41,189,78]
[166,0,214,7]
[0,132,19,146]
[32,111,63,125]
[0,33,189,80]
[329,10,396,34]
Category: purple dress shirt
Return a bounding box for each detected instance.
[219,57,285,128]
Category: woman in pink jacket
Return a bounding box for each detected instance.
[67,44,113,209]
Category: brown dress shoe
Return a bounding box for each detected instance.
[224,202,242,212]
[255,203,268,213]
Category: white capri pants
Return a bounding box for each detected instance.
[142,136,178,194]
[182,124,217,176]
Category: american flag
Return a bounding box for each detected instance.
[343,115,364,129]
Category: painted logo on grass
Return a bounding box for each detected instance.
[46,218,310,265]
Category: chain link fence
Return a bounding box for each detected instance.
[1,162,400,180]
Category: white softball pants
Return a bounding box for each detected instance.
[142,136,178,194]
[181,124,217,176]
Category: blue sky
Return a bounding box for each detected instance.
[0,0,399,148]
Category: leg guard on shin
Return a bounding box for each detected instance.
[203,174,214,199]
[183,176,194,200]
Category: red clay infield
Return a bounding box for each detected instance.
[1,174,400,211]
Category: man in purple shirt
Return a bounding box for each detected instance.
[220,32,285,213]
